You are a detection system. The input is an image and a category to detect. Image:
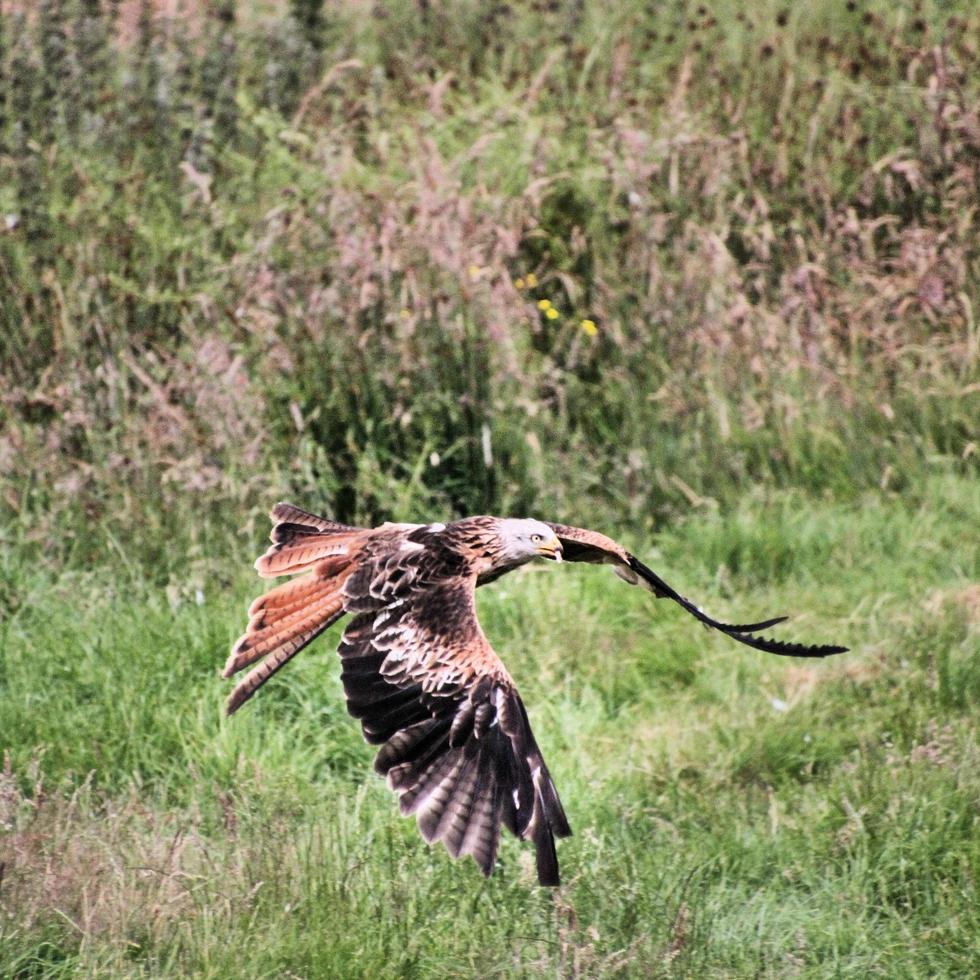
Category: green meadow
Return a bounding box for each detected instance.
[3,474,978,977]
[1,0,978,976]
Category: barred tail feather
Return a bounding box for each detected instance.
[245,578,335,636]
[225,620,335,715]
[268,502,358,534]
[255,533,359,578]
[254,503,363,579]
[224,591,345,678]
[225,560,356,714]
[247,575,320,618]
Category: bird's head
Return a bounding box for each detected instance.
[496,518,563,565]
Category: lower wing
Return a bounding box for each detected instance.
[340,564,572,886]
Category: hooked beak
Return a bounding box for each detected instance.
[536,535,563,562]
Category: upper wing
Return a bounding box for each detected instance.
[546,523,848,658]
[338,534,571,886]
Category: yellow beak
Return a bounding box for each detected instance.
[536,535,563,561]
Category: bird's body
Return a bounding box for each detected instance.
[225,504,846,886]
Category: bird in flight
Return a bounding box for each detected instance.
[224,503,847,886]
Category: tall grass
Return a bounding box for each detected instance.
[1,0,977,568]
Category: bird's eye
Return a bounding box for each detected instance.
[531,534,542,543]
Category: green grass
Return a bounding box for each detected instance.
[2,472,978,977]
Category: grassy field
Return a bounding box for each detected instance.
[2,0,979,976]
[2,471,978,977]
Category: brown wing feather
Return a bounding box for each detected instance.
[546,522,847,657]
[337,528,571,885]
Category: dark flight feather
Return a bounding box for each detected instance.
[546,522,847,657]
[627,557,848,657]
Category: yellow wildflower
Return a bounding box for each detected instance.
[545,307,559,320]
[526,272,538,287]
[580,319,598,336]
[467,263,481,281]
[513,277,525,290]
[537,298,552,311]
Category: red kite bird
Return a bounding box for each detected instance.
[225,504,846,886]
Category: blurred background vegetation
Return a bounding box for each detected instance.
[1,0,976,572]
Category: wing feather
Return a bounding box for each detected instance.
[338,543,572,885]
[547,522,847,658]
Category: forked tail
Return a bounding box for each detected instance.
[223,503,362,714]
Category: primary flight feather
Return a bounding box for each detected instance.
[225,504,847,886]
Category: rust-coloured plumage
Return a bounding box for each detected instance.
[225,504,847,886]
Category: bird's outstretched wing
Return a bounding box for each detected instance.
[545,523,848,658]
[339,536,571,886]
